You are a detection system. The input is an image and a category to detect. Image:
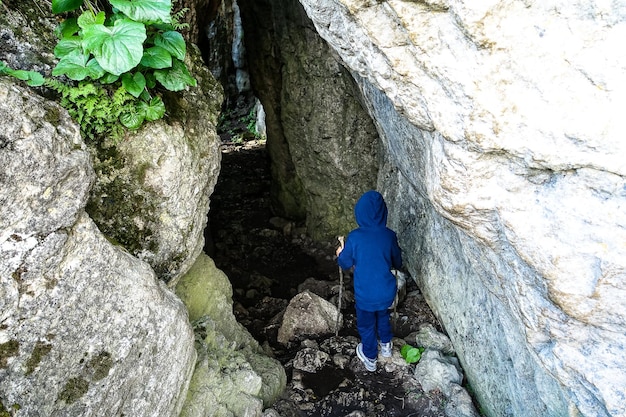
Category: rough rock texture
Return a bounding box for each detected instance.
[1,2,224,284]
[0,79,196,417]
[87,46,223,284]
[297,1,626,417]
[238,0,379,239]
[0,2,57,75]
[176,254,286,415]
[277,290,342,346]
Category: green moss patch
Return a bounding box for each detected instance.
[0,340,19,368]
[25,341,53,375]
[57,377,89,404]
[87,351,113,381]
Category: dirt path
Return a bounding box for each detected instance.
[206,140,449,417]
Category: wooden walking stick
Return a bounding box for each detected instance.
[392,269,398,333]
[335,236,344,337]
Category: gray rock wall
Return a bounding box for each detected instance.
[86,46,223,283]
[238,0,379,238]
[298,1,626,416]
[0,79,196,417]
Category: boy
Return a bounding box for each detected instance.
[336,190,403,372]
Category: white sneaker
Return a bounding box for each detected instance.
[356,343,377,372]
[380,341,392,358]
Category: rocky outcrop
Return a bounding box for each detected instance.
[1,2,224,284]
[86,45,223,284]
[297,1,626,416]
[0,79,196,416]
[175,254,286,415]
[238,0,379,239]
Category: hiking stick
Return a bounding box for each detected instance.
[335,236,344,337]
[392,269,398,333]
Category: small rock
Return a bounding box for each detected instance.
[293,347,331,373]
[408,323,455,355]
[333,353,351,369]
[414,349,463,397]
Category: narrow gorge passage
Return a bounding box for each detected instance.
[204,138,344,343]
[204,136,452,416]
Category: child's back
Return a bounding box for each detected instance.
[336,190,402,370]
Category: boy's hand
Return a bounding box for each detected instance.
[336,236,345,257]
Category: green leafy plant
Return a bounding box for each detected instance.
[401,344,425,364]
[0,0,195,143]
[240,107,258,136]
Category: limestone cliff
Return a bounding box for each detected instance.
[0,78,197,417]
[238,0,380,239]
[0,3,283,416]
[294,1,626,416]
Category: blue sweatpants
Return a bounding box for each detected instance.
[356,306,393,360]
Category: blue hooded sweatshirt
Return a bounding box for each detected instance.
[337,190,403,311]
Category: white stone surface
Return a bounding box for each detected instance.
[0,79,196,417]
[298,1,626,416]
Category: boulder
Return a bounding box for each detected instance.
[408,324,455,356]
[0,2,225,285]
[277,290,342,345]
[0,79,196,417]
[292,347,331,373]
[176,254,287,414]
[87,45,224,284]
[414,349,463,398]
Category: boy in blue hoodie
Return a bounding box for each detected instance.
[336,190,403,372]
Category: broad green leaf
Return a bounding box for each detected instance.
[138,96,165,121]
[26,72,45,87]
[120,110,144,129]
[405,348,422,364]
[154,58,196,91]
[82,19,147,76]
[154,31,185,60]
[139,90,151,101]
[54,37,82,58]
[400,344,411,358]
[78,10,106,29]
[56,18,80,39]
[141,46,172,69]
[140,46,172,69]
[109,0,171,24]
[0,63,45,86]
[52,50,92,81]
[100,73,120,84]
[86,58,106,79]
[51,0,83,14]
[144,72,156,88]
[8,70,31,81]
[122,72,146,98]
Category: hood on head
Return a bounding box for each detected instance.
[354,190,388,228]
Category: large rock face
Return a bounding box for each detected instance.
[297,1,626,416]
[0,79,196,416]
[238,0,379,238]
[1,2,224,284]
[176,254,286,416]
[86,46,223,283]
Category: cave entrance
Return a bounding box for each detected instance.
[203,94,352,359]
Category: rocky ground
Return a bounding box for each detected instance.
[205,135,479,417]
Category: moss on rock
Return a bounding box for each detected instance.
[57,377,89,404]
[0,340,19,368]
[25,341,52,375]
[87,351,113,381]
